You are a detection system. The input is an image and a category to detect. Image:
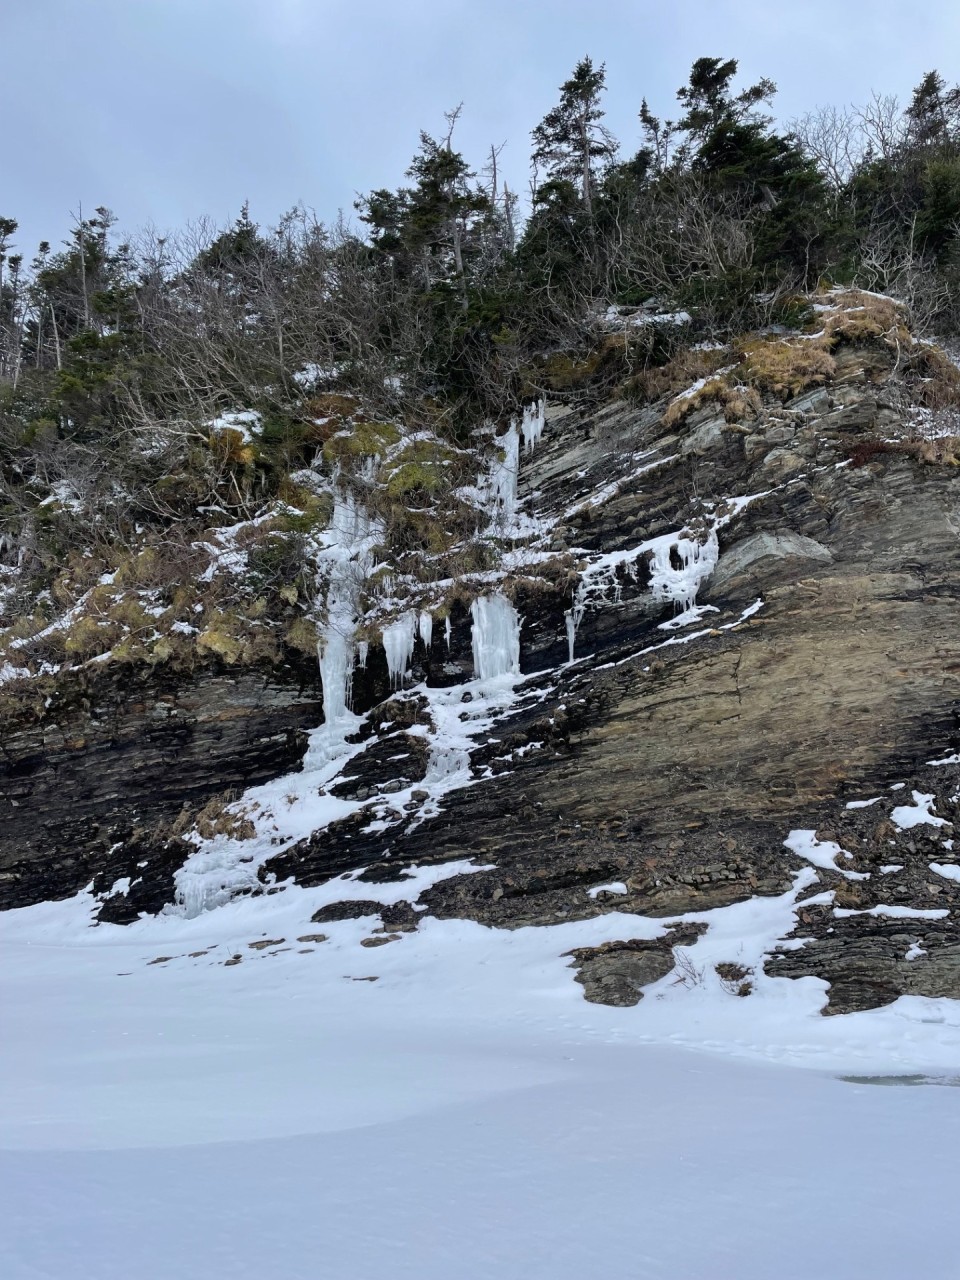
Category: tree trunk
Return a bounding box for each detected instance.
[579,114,593,220]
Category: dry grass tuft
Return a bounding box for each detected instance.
[915,435,960,466]
[663,377,761,428]
[169,792,257,841]
[627,346,729,403]
[735,337,837,399]
[814,290,910,350]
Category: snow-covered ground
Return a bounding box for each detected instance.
[4,875,960,1280]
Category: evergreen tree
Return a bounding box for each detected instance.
[359,116,494,299]
[531,57,618,219]
[905,71,960,152]
[673,59,827,285]
[676,57,776,148]
[403,124,492,298]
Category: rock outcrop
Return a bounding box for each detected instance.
[4,312,960,1015]
[0,656,322,910]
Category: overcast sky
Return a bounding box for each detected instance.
[6,0,960,256]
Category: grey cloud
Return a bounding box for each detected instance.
[5,0,958,254]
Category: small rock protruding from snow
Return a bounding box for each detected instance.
[784,830,869,880]
[929,862,960,884]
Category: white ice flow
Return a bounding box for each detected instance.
[488,417,520,525]
[565,525,720,662]
[316,490,380,722]
[520,397,545,454]
[470,398,546,539]
[471,593,521,680]
[175,488,384,917]
[417,609,433,650]
[171,582,526,917]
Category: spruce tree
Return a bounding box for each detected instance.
[531,57,618,220]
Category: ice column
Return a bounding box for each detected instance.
[418,610,434,650]
[564,595,585,664]
[383,612,418,688]
[471,594,521,680]
[488,421,520,525]
[520,399,545,454]
[317,491,377,727]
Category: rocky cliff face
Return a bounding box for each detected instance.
[0,657,323,914]
[4,297,960,1016]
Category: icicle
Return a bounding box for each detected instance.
[418,610,433,650]
[445,616,452,649]
[564,585,585,663]
[356,641,369,669]
[383,612,417,688]
[471,594,521,680]
[489,420,520,525]
[520,398,545,454]
[563,526,718,663]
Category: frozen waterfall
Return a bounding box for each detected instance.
[489,420,520,526]
[564,526,719,662]
[471,594,521,680]
[315,491,379,728]
[418,610,434,650]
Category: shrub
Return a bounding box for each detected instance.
[197,613,257,665]
[379,438,470,503]
[847,439,895,467]
[903,344,960,410]
[284,616,320,656]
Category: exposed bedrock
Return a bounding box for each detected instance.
[0,657,323,910]
[4,339,960,1014]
